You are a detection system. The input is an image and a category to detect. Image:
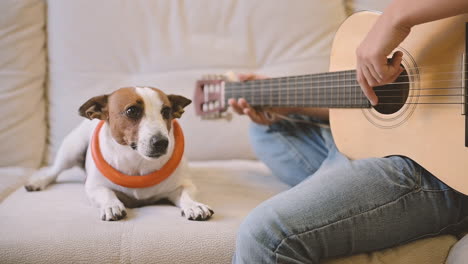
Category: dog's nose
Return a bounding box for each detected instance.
[150,135,169,153]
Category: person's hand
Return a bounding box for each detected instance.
[356,15,411,106]
[228,74,279,126]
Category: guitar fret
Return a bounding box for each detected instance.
[318,74,321,107]
[342,71,346,107]
[294,76,297,107]
[339,72,342,107]
[301,76,306,107]
[260,77,263,106]
[329,74,332,107]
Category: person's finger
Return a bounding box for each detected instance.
[387,51,404,81]
[238,98,272,125]
[228,98,245,115]
[238,74,256,82]
[389,66,404,83]
[357,66,378,106]
[238,73,268,81]
[238,98,250,109]
[367,63,383,84]
[362,65,379,87]
[244,108,270,125]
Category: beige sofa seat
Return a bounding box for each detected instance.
[0,161,289,263]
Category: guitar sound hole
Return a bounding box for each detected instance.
[373,68,410,115]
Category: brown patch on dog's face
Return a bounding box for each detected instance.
[107,87,145,146]
[78,87,143,147]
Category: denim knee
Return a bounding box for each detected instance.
[234,202,281,263]
[248,122,328,186]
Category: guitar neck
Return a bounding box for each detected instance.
[224,70,371,109]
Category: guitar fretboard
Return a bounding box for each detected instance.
[224,70,371,108]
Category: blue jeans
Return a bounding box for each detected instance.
[233,116,468,264]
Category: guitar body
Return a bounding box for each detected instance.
[330,12,468,194]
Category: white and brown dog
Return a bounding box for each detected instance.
[25,87,213,221]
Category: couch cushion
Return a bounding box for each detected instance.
[325,235,458,264]
[0,160,288,263]
[345,0,392,13]
[0,161,458,263]
[46,0,347,162]
[447,233,468,264]
[0,167,34,202]
[0,0,47,167]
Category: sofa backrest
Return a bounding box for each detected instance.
[45,0,348,162]
[346,0,392,13]
[0,0,47,168]
[0,0,394,167]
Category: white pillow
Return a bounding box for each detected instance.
[46,0,347,161]
[0,0,47,167]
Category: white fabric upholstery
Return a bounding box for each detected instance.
[345,0,392,13]
[325,235,458,264]
[0,161,459,264]
[0,167,34,202]
[0,0,46,167]
[0,160,288,263]
[46,0,347,162]
[447,234,468,264]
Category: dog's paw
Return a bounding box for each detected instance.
[181,203,214,221]
[24,167,55,192]
[100,203,127,221]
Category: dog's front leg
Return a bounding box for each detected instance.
[25,121,91,192]
[86,186,127,221]
[167,186,214,221]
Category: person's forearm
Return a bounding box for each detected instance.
[385,0,468,29]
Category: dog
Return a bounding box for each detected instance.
[25,86,214,221]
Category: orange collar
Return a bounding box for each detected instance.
[91,120,185,188]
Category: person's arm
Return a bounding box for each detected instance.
[357,0,468,105]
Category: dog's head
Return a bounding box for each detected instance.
[79,87,191,159]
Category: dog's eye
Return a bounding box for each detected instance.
[161,106,172,119]
[125,106,142,119]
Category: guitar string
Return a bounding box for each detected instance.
[226,78,467,93]
[224,87,467,106]
[224,84,467,100]
[225,94,466,101]
[223,96,465,106]
[225,86,467,94]
[228,93,468,99]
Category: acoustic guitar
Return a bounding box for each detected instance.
[193,11,468,195]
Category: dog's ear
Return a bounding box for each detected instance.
[78,95,109,120]
[168,95,191,119]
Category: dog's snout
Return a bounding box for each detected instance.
[150,135,169,153]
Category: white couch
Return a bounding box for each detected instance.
[0,0,465,263]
